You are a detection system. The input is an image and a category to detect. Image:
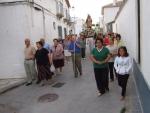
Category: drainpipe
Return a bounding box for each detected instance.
[42,8,46,37]
[137,0,141,64]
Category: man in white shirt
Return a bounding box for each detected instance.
[24,38,37,86]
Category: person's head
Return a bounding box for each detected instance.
[53,39,59,46]
[24,38,30,47]
[40,38,45,44]
[108,33,111,37]
[109,38,114,45]
[116,34,121,41]
[105,34,109,39]
[71,35,76,42]
[97,33,102,39]
[75,34,77,38]
[59,39,63,44]
[36,41,43,49]
[95,38,104,48]
[118,46,129,57]
[65,36,69,40]
[79,32,84,39]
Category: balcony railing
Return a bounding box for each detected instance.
[56,1,64,18]
[63,10,70,23]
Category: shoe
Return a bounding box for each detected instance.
[80,72,82,76]
[97,92,103,96]
[36,80,41,84]
[97,90,104,96]
[40,83,45,86]
[26,82,32,86]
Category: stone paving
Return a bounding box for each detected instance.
[0,78,26,94]
[0,59,142,113]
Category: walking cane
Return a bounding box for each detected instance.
[73,40,76,77]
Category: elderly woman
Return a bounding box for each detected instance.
[35,41,53,85]
[51,39,64,74]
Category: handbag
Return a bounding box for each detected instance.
[51,64,55,72]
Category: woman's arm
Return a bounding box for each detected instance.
[89,55,101,64]
[126,57,133,72]
[104,54,112,63]
[114,57,118,70]
[75,41,81,48]
[48,53,53,65]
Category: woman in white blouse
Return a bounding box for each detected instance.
[114,46,133,100]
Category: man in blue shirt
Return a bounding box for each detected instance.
[68,35,82,78]
[40,38,51,52]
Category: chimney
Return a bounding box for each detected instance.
[113,0,117,6]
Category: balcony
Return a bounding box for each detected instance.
[56,1,64,19]
[64,13,70,23]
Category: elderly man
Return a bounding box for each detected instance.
[68,35,82,78]
[24,38,37,86]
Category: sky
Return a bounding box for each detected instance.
[69,0,113,23]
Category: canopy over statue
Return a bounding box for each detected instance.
[86,14,92,28]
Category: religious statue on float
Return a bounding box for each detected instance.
[84,14,95,38]
[86,14,92,28]
[84,14,95,52]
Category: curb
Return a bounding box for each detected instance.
[0,79,26,94]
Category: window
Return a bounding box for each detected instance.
[58,26,62,39]
[53,22,56,30]
[64,28,67,37]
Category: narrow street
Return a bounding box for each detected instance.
[0,59,141,113]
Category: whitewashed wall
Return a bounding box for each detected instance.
[0,0,25,2]
[104,7,119,24]
[140,0,150,87]
[0,5,30,78]
[113,0,138,61]
[0,0,71,79]
[34,0,55,13]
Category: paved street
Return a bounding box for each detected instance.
[0,59,141,113]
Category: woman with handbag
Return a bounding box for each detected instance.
[35,41,53,85]
[51,39,64,74]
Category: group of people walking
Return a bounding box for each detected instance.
[24,32,132,101]
[24,34,85,86]
[24,38,65,86]
[90,32,133,100]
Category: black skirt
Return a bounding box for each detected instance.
[53,59,64,68]
[37,65,53,81]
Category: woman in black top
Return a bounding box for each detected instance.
[35,41,53,85]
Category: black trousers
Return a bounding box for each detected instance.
[81,48,86,58]
[118,74,129,97]
[108,62,114,81]
[94,68,109,94]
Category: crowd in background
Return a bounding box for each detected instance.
[24,31,132,101]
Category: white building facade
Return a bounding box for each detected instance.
[0,0,71,78]
[101,1,123,33]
